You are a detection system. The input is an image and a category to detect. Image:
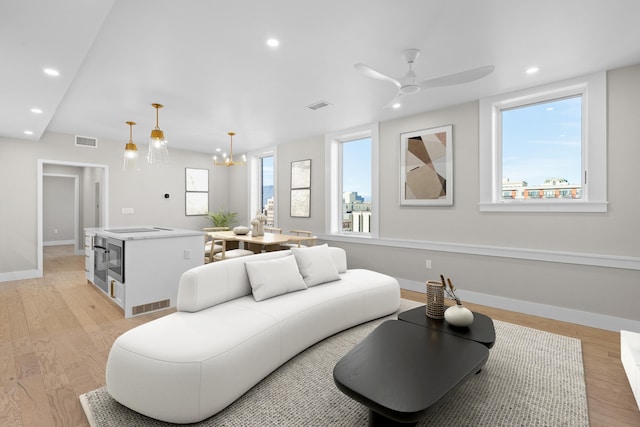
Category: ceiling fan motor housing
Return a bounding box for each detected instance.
[402,48,420,63]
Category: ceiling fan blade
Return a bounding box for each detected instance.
[355,63,401,88]
[418,65,495,90]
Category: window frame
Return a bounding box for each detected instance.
[479,72,607,212]
[248,147,277,225]
[325,123,379,237]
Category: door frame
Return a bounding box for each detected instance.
[37,159,109,276]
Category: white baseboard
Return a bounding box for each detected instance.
[43,240,75,246]
[0,269,42,283]
[398,278,640,333]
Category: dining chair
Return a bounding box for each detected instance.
[203,227,229,263]
[280,229,315,249]
[264,227,283,234]
[212,239,254,262]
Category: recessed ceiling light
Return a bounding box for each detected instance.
[43,68,60,76]
[31,108,43,114]
[24,130,34,135]
[215,148,221,152]
[392,103,402,109]
[266,38,279,48]
[526,66,539,75]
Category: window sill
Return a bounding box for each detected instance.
[478,200,608,213]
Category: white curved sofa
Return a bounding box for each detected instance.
[105,245,400,423]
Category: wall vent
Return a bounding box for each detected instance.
[131,299,170,316]
[75,135,98,148]
[306,100,332,111]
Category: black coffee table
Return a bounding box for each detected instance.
[333,320,489,426]
[398,305,496,348]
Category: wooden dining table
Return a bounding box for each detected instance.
[207,230,316,254]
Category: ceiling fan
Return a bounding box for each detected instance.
[355,49,494,108]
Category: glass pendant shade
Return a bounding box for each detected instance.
[123,121,140,172]
[148,103,169,165]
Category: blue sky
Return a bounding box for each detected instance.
[502,96,582,186]
[342,137,372,201]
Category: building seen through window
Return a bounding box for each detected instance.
[341,137,371,233]
[501,95,582,200]
[261,156,275,226]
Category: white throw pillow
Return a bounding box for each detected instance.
[245,255,307,301]
[291,244,341,287]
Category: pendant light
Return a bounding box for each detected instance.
[123,121,140,172]
[213,132,246,166]
[148,103,169,164]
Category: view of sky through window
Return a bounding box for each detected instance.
[502,96,582,186]
[342,137,371,201]
[261,156,274,211]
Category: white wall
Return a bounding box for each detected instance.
[276,135,326,234]
[272,64,640,329]
[43,175,75,244]
[0,132,227,279]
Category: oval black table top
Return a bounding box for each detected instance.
[333,320,489,425]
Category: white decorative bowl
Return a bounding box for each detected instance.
[233,226,250,235]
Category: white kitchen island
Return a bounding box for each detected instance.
[85,226,204,318]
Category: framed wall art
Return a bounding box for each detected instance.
[185,167,209,215]
[290,188,311,217]
[400,125,453,206]
[291,159,311,189]
[290,159,311,217]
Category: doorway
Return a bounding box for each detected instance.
[37,160,109,276]
[42,174,78,247]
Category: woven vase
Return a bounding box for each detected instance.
[425,280,445,319]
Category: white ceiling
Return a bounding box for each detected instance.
[3,0,640,155]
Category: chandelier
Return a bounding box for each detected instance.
[214,131,246,166]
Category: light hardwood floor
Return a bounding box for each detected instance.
[1,245,638,426]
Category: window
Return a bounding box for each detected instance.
[326,123,379,237]
[479,72,607,212]
[249,148,276,227]
[260,155,275,226]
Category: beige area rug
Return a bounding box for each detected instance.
[80,300,589,426]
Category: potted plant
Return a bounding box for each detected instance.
[206,208,237,228]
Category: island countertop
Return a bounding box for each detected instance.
[86,226,203,241]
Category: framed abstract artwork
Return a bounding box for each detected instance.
[400,125,453,206]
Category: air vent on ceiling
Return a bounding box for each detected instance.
[75,135,98,148]
[306,100,332,111]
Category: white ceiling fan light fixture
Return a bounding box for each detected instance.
[355,48,495,108]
